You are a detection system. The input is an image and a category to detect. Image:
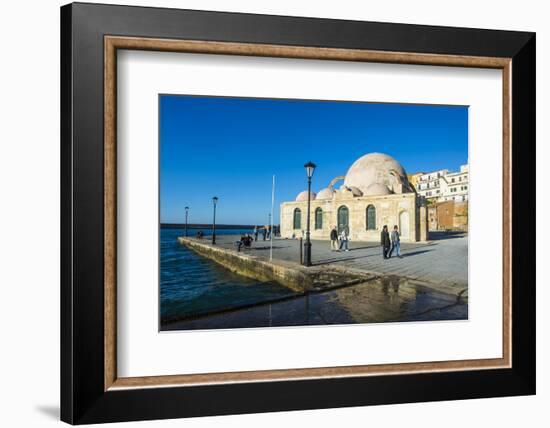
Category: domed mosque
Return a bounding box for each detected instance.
[280,153,428,242]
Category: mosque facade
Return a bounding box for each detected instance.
[280,153,429,242]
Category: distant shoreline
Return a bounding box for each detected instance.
[161,223,264,229]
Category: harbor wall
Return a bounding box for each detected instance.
[177,237,312,292]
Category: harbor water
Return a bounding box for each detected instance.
[160,227,296,324]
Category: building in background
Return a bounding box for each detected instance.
[412,165,469,203]
[412,165,469,232]
[439,165,469,203]
[412,169,449,201]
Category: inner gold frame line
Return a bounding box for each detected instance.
[103,35,512,391]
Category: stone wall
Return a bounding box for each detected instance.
[428,200,468,231]
[453,201,469,231]
[178,237,312,292]
[280,193,421,242]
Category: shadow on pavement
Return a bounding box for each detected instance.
[429,231,467,241]
[401,249,433,257]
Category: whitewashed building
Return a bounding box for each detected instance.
[414,164,469,203]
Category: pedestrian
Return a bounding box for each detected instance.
[262,227,267,241]
[381,225,391,259]
[330,226,339,251]
[389,225,402,258]
[237,234,245,252]
[267,225,271,240]
[339,228,350,252]
[253,226,258,242]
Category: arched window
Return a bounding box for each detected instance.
[293,208,301,230]
[314,207,323,230]
[366,205,376,230]
[337,205,349,234]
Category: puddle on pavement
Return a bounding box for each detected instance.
[163,275,467,331]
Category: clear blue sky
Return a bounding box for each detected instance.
[160,95,468,225]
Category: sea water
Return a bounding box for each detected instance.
[160,227,296,324]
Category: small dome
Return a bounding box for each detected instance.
[316,188,334,199]
[295,190,316,201]
[364,183,392,196]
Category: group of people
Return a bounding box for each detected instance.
[329,226,351,252]
[380,225,402,259]
[328,224,402,259]
[253,225,279,241]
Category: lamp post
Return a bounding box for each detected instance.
[303,161,316,267]
[184,206,189,237]
[212,196,218,245]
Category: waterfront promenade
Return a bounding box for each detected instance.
[209,231,467,291]
[167,232,468,330]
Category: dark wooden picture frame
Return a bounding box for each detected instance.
[61,2,535,424]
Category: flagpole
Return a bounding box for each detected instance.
[270,175,275,262]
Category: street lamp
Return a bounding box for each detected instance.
[303,161,316,267]
[184,206,189,237]
[212,196,218,245]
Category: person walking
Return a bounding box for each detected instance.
[262,227,267,241]
[339,228,350,252]
[253,226,258,242]
[330,226,339,251]
[381,225,391,259]
[389,225,402,258]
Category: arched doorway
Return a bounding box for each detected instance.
[337,206,349,234]
[399,211,410,240]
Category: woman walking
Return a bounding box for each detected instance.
[339,228,350,252]
[389,225,402,258]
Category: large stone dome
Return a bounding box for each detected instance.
[343,152,411,194]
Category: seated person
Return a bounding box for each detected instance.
[236,234,253,251]
[236,234,246,251]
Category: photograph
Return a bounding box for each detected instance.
[159,95,469,331]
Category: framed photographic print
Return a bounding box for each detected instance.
[60,2,536,424]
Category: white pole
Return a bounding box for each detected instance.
[270,175,275,261]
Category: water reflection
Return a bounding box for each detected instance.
[165,274,467,331]
[327,275,466,324]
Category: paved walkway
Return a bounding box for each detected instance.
[169,231,469,330]
[211,231,468,290]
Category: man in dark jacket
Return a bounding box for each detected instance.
[330,226,339,251]
[381,225,391,259]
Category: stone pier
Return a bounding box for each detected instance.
[177,237,377,293]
